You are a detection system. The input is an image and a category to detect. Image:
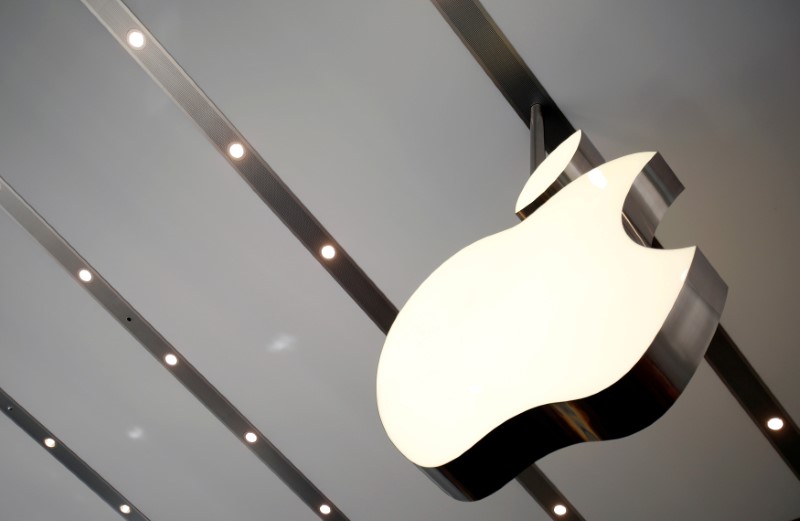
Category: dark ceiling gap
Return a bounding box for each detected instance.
[1,386,150,521]
[430,0,800,481]
[0,179,348,521]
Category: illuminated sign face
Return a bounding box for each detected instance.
[376,131,727,501]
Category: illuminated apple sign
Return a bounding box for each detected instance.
[376,131,727,501]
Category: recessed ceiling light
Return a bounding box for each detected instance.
[119,504,131,514]
[43,438,56,448]
[244,432,257,443]
[319,504,332,515]
[126,30,145,49]
[553,504,567,516]
[164,354,178,366]
[78,269,92,282]
[767,417,784,431]
[320,245,336,260]
[228,142,245,159]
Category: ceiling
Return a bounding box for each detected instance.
[1,0,799,520]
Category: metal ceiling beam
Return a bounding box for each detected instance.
[1,386,150,521]
[73,0,798,517]
[0,178,349,521]
[429,0,800,484]
[530,104,545,174]
[705,327,800,479]
[77,0,582,518]
[517,465,585,521]
[81,0,397,336]
[429,0,575,151]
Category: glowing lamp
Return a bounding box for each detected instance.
[376,131,726,500]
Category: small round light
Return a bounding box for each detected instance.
[553,504,567,516]
[126,30,145,49]
[228,142,245,159]
[78,269,93,282]
[164,354,178,366]
[320,245,336,260]
[119,504,131,515]
[767,417,784,431]
[44,438,56,448]
[319,504,331,515]
[244,432,257,443]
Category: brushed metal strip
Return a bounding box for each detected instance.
[530,104,544,173]
[433,0,800,485]
[429,0,574,151]
[1,386,150,521]
[71,0,577,515]
[517,465,585,521]
[76,0,581,515]
[0,179,348,521]
[77,0,799,514]
[705,327,800,479]
[80,0,397,335]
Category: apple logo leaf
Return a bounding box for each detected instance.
[515,129,585,215]
[377,130,727,501]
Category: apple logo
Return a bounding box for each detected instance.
[376,130,727,501]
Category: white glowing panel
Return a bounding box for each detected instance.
[377,137,695,468]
